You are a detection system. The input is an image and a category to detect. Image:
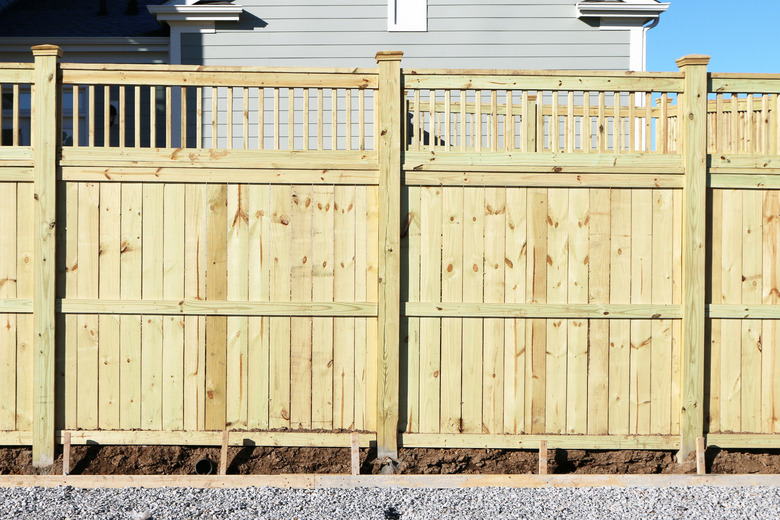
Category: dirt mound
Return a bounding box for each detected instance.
[3,445,780,476]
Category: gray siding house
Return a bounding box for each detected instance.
[0,1,669,71]
[0,0,669,148]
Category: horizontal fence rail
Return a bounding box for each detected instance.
[1,47,780,467]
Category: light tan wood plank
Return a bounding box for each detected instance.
[566,189,589,434]
[440,188,464,433]
[312,185,335,429]
[205,184,227,430]
[461,187,484,433]
[97,182,121,430]
[77,182,100,430]
[419,186,442,433]
[630,189,652,435]
[141,184,164,430]
[545,188,567,434]
[290,185,313,429]
[269,185,291,428]
[587,188,610,435]
[504,187,527,434]
[609,189,631,435]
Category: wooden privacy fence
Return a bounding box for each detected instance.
[1,47,780,467]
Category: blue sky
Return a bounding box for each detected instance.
[647,0,779,73]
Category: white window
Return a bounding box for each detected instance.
[388,0,427,32]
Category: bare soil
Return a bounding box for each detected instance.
[2,445,780,476]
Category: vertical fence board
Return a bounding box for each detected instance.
[504,187,527,434]
[98,183,121,430]
[462,187,484,433]
[567,189,589,434]
[419,186,442,434]
[141,184,163,430]
[609,189,631,434]
[77,182,99,430]
[312,185,335,430]
[205,184,227,430]
[587,188,610,435]
[290,185,313,429]
[546,189,567,434]
[247,185,270,429]
[269,185,291,429]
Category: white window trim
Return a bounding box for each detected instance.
[388,0,427,32]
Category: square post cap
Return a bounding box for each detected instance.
[376,51,404,62]
[676,55,710,67]
[31,45,63,58]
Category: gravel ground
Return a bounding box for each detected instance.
[0,485,778,520]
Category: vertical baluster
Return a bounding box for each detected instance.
[12,84,19,146]
[303,88,310,151]
[273,87,280,150]
[505,90,513,151]
[536,91,544,151]
[346,89,352,151]
[551,91,559,152]
[459,91,466,152]
[211,86,217,149]
[180,86,187,149]
[444,90,451,152]
[566,91,574,153]
[316,88,323,151]
[429,89,435,151]
[135,86,141,148]
[597,91,606,153]
[761,94,769,155]
[660,93,669,154]
[645,92,652,152]
[165,85,172,148]
[583,91,591,153]
[103,85,111,147]
[475,90,482,152]
[521,91,529,152]
[411,90,420,151]
[88,85,95,147]
[258,87,264,150]
[628,92,635,152]
[490,90,497,152]
[119,85,126,148]
[358,89,365,151]
[331,88,338,150]
[196,87,203,149]
[731,94,739,154]
[227,86,234,149]
[288,87,294,150]
[243,87,249,150]
[614,92,622,152]
[151,85,158,148]
[746,94,755,154]
[72,85,80,147]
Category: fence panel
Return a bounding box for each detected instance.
[6,50,780,464]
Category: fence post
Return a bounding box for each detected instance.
[676,54,710,463]
[375,50,403,460]
[31,44,62,467]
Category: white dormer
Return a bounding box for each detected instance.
[388,0,427,32]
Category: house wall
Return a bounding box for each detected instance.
[181,0,631,70]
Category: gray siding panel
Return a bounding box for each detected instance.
[183,0,631,70]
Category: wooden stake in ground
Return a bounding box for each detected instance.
[62,432,71,476]
[219,430,229,476]
[350,432,360,475]
[539,440,548,475]
[696,436,706,475]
